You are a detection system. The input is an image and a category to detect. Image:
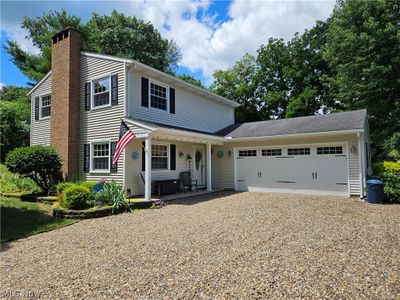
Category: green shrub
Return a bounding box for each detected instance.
[0,164,40,194]
[79,181,97,192]
[373,161,400,203]
[62,185,92,210]
[5,145,62,194]
[56,182,75,194]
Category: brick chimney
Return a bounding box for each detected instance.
[51,28,81,179]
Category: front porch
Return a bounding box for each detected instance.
[123,118,224,200]
[135,188,225,202]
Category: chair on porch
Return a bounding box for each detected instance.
[179,171,198,192]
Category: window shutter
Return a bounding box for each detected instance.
[110,141,117,172]
[142,141,146,171]
[84,144,90,172]
[141,77,149,107]
[111,74,118,106]
[85,82,91,111]
[34,96,39,120]
[170,144,176,170]
[170,88,175,114]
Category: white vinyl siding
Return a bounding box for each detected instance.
[79,55,125,183]
[30,74,52,146]
[128,69,234,133]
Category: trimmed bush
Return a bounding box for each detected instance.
[79,181,97,192]
[62,185,92,210]
[5,145,62,194]
[373,161,400,203]
[56,182,75,194]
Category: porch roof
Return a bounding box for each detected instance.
[123,117,225,145]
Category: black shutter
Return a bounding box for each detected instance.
[110,141,117,172]
[85,82,91,111]
[170,88,175,114]
[142,141,146,171]
[34,96,39,120]
[170,144,176,170]
[84,144,90,172]
[111,74,118,106]
[141,77,149,107]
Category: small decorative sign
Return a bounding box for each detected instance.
[132,151,139,160]
[217,151,224,158]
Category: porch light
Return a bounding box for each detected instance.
[187,154,192,162]
[350,145,357,153]
[179,152,184,158]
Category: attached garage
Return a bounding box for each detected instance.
[212,109,371,197]
[234,144,349,196]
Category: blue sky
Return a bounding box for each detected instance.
[1,0,335,88]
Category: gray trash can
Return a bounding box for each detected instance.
[366,179,384,203]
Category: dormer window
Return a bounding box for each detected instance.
[150,81,168,111]
[40,94,51,119]
[93,77,110,108]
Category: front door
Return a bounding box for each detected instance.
[193,146,206,187]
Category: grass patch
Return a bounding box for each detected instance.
[0,164,40,194]
[0,197,77,243]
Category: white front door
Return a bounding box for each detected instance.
[193,146,206,186]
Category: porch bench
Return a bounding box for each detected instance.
[152,179,181,196]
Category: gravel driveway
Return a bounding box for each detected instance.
[1,192,399,299]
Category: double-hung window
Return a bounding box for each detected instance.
[92,142,110,171]
[93,77,110,108]
[40,94,51,119]
[150,81,168,111]
[151,144,168,170]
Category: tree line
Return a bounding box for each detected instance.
[2,0,399,161]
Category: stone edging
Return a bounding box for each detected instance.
[53,201,155,219]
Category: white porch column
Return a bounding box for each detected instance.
[145,137,152,201]
[206,142,212,191]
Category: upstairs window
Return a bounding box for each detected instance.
[92,142,110,171]
[150,82,168,111]
[152,144,169,170]
[93,77,110,108]
[288,148,310,155]
[40,94,51,119]
[238,150,257,157]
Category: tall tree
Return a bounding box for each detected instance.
[4,10,181,83]
[324,0,400,157]
[85,10,181,73]
[0,86,31,160]
[211,54,260,123]
[176,74,205,89]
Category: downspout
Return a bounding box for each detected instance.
[357,132,365,198]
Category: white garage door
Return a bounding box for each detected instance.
[235,145,349,196]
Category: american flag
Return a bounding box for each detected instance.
[112,120,136,165]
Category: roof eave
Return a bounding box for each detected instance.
[224,129,365,141]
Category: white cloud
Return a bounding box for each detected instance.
[2,0,335,84]
[0,82,6,90]
[2,23,40,55]
[128,0,335,83]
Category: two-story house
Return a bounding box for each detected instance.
[28,28,371,200]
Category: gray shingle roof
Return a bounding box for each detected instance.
[216,109,367,138]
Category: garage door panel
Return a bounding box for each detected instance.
[236,145,349,196]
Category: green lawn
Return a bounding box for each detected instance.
[1,197,77,243]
